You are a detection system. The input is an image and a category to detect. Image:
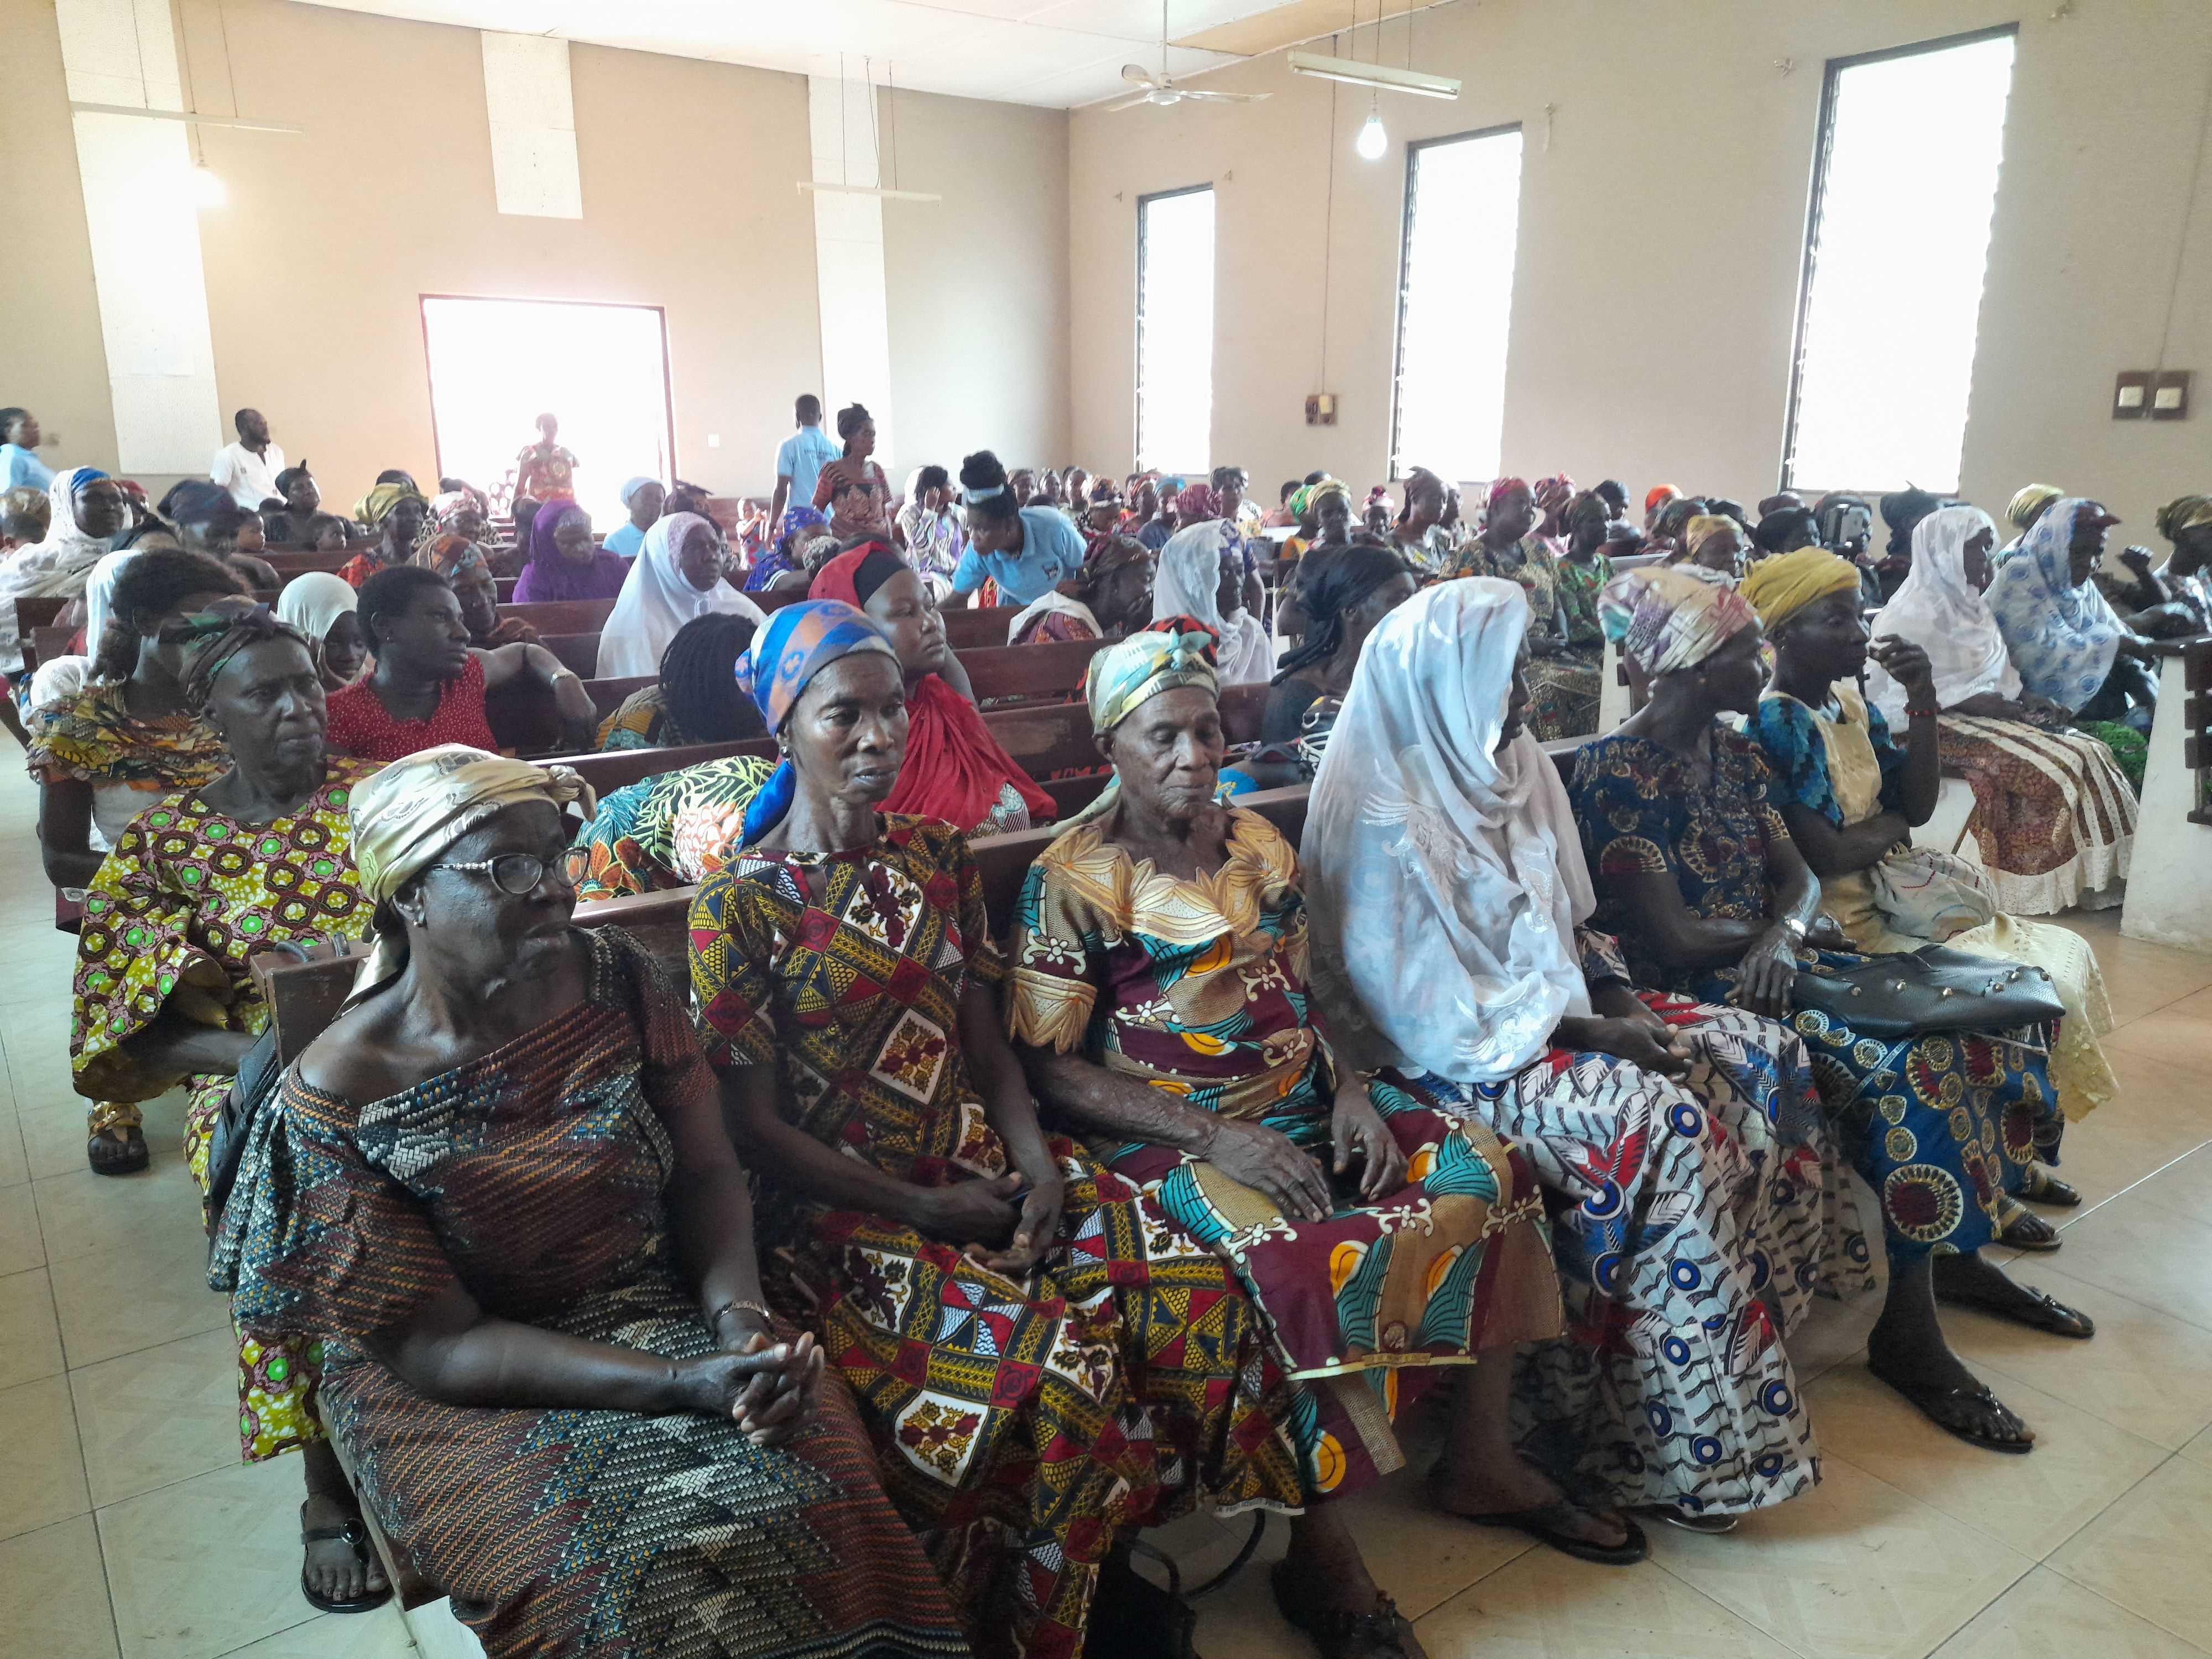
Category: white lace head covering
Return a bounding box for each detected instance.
[1866,504,2017,722]
[1302,577,1594,1082]
[596,511,765,679]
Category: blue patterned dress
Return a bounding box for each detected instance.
[1568,728,2063,1269]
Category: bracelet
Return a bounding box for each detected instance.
[1905,703,1939,719]
[709,1298,774,1333]
[1778,916,1808,942]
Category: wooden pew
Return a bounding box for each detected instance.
[963,637,1102,706]
[536,633,599,678]
[551,681,1270,807]
[266,550,352,576]
[497,598,617,635]
[12,596,69,636]
[2121,635,2212,952]
[586,674,655,721]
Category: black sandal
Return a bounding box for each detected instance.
[1443,1495,1647,1566]
[1867,1363,2034,1454]
[2022,1167,2082,1208]
[300,1502,393,1615]
[1270,1561,1424,1659]
[87,1127,148,1177]
[1936,1274,2096,1338]
[1996,1206,2063,1252]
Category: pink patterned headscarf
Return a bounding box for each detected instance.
[1598,565,1759,679]
[1487,476,1531,512]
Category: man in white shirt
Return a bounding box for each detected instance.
[211,408,285,510]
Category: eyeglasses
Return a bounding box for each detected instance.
[429,847,592,896]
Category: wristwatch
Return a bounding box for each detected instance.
[1779,917,1808,943]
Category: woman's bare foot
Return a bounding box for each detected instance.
[1428,1453,1636,1551]
[300,1493,389,1608]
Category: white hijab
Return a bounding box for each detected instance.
[1303,579,1595,1083]
[275,571,365,685]
[1155,522,1274,686]
[597,512,766,679]
[1866,505,2018,723]
[82,550,135,664]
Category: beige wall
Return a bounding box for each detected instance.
[881,86,1071,478]
[3,0,1073,511]
[1067,0,2212,536]
[1,0,122,482]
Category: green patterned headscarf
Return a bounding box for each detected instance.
[1084,617,1219,735]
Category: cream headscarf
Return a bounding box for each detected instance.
[1865,506,2018,723]
[349,744,594,987]
[1154,522,1273,686]
[596,512,766,679]
[1303,579,1597,1082]
[274,572,364,685]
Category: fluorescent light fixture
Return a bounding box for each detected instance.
[797,181,942,204]
[1287,51,1460,100]
[69,102,303,134]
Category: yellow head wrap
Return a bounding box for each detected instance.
[355,482,424,528]
[1682,514,1739,564]
[2006,484,2064,532]
[1740,546,1863,634]
[349,744,595,987]
[2154,493,2212,543]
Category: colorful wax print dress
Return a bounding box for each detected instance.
[1570,728,2063,1265]
[213,929,971,1658]
[687,815,1303,1659]
[69,758,378,1460]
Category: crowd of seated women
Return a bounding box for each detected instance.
[13,406,2212,1657]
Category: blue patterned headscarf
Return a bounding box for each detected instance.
[1059,618,1222,830]
[733,598,899,844]
[1984,497,2126,713]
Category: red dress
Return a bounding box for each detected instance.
[325,655,498,762]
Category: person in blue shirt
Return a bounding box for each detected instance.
[769,394,840,539]
[601,476,664,559]
[1,409,55,495]
[950,450,1087,607]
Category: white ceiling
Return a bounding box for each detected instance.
[294,0,1358,108]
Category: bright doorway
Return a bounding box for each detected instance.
[420,295,675,530]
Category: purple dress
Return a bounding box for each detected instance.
[512,500,632,602]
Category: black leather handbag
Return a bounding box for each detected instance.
[204,1024,282,1233]
[1789,944,2064,1039]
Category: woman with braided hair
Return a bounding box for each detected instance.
[593,611,770,751]
[1261,544,1416,774]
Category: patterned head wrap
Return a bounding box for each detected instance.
[2155,493,2212,543]
[356,482,424,529]
[1085,617,1219,735]
[1599,565,1760,679]
[349,744,594,988]
[732,599,899,844]
[424,533,487,578]
[427,490,473,526]
[1294,479,1349,526]
[776,504,827,547]
[172,597,310,712]
[1682,514,1741,566]
[1176,482,1219,521]
[1486,476,1530,512]
[2006,484,2065,532]
[1740,546,1863,635]
[1532,474,1574,512]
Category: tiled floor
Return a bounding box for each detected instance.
[0,763,2207,1659]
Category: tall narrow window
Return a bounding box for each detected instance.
[1785,28,2016,494]
[1392,126,1524,483]
[1136,186,1214,476]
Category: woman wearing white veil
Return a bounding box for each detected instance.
[1303,578,1863,1527]
[596,512,765,679]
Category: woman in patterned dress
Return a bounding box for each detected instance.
[1451,479,1600,738]
[1302,580,1861,1528]
[1009,622,1639,1656]
[1568,566,2075,1455]
[809,545,1052,837]
[570,754,779,901]
[34,551,254,1171]
[67,600,389,1610]
[687,601,1305,1659]
[211,744,972,1658]
[1744,546,2120,1264]
[1865,507,2138,912]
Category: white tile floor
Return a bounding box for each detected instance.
[0,760,2207,1659]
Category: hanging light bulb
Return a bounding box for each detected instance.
[1354,96,1386,160]
[191,161,226,207]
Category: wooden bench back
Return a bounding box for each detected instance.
[497,598,617,635]
[253,785,1314,1065]
[266,550,352,575]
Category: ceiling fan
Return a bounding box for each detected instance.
[1106,1,1270,112]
